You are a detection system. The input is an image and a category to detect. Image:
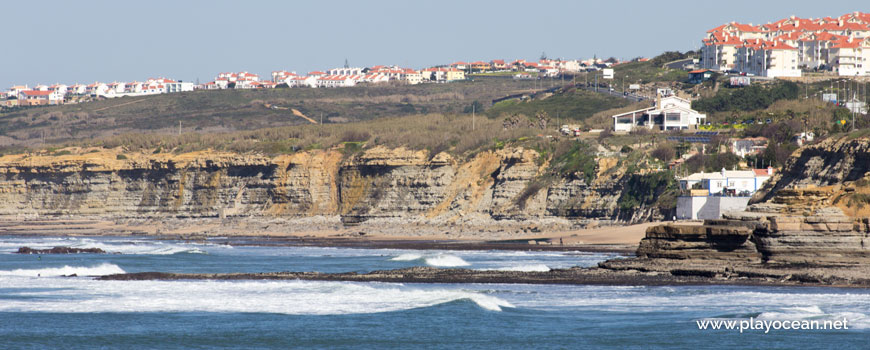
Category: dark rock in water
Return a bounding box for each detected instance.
[16,246,107,254]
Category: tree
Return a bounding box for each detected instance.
[463,100,484,114]
[651,144,676,162]
[540,51,548,61]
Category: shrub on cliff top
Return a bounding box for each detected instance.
[692,82,799,113]
[617,171,677,211]
[550,141,597,184]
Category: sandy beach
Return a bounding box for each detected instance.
[0,217,667,253]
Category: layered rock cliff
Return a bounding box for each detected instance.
[604,137,870,285]
[0,146,667,228]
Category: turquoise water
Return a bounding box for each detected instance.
[1,236,868,349]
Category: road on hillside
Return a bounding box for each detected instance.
[664,58,695,70]
[579,85,650,103]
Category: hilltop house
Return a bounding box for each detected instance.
[611,94,706,132]
[19,90,64,106]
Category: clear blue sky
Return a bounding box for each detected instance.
[0,0,865,88]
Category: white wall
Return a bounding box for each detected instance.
[677,196,751,220]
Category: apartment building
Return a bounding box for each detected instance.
[701,12,870,76]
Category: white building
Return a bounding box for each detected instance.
[327,67,364,76]
[829,36,870,76]
[271,70,297,82]
[612,94,706,132]
[678,168,774,196]
[676,168,776,220]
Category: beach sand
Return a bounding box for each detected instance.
[0,217,683,253]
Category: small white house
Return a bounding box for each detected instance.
[612,95,706,132]
[679,168,774,196]
[676,167,776,220]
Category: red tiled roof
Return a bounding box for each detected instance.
[753,169,776,176]
[763,40,797,50]
[707,24,727,33]
[21,90,52,96]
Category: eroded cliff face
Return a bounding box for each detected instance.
[0,146,660,226]
[611,137,870,284]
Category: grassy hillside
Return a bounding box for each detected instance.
[0,78,535,147]
[610,60,689,84]
[485,86,633,122]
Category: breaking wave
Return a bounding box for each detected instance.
[424,255,470,267]
[0,263,126,277]
[0,279,514,314]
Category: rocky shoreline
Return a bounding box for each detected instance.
[94,264,870,288]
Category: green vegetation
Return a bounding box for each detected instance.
[617,171,678,211]
[550,141,598,183]
[611,60,688,84]
[75,113,544,158]
[514,140,599,208]
[0,78,538,147]
[692,82,800,113]
[683,153,742,173]
[485,88,631,122]
[649,51,692,68]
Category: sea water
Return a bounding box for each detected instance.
[1,236,868,349]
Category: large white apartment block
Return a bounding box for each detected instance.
[701,12,870,76]
[829,37,870,76]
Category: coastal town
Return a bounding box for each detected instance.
[0,57,616,108]
[701,11,870,77]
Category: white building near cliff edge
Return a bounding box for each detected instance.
[676,168,776,220]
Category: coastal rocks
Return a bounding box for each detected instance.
[16,246,107,254]
[636,223,760,261]
[749,207,870,264]
[614,204,870,283]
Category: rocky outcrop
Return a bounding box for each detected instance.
[753,137,870,204]
[608,137,870,285]
[96,266,816,286]
[16,246,107,254]
[0,147,663,228]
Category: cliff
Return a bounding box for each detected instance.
[0,146,667,231]
[605,137,870,286]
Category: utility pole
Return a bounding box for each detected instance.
[178,121,181,136]
[472,104,475,131]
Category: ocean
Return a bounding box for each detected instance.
[1,236,868,349]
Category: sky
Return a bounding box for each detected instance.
[0,0,866,88]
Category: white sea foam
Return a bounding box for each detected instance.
[491,264,551,272]
[390,253,423,261]
[0,237,214,255]
[0,278,514,314]
[424,255,470,267]
[389,253,471,267]
[0,263,125,277]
